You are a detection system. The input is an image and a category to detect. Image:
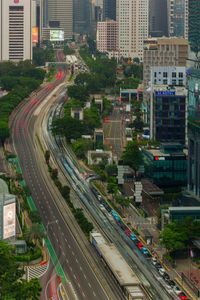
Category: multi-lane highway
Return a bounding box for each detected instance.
[43,98,182,300]
[10,75,121,299]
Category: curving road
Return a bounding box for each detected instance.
[10,77,113,300]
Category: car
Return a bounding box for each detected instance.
[164,283,172,290]
[99,204,105,210]
[130,233,137,241]
[155,262,162,269]
[151,258,157,266]
[137,241,143,250]
[158,268,166,276]
[178,293,189,300]
[133,238,139,244]
[141,247,151,257]
[168,280,176,288]
[163,273,170,281]
[173,286,182,295]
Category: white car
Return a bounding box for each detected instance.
[158,268,166,276]
[151,257,157,266]
[173,286,182,295]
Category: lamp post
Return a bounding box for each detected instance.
[46,219,59,235]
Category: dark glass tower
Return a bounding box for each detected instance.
[103,0,116,21]
[149,0,168,37]
[73,0,91,34]
[189,0,200,57]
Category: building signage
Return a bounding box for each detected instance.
[14,0,20,3]
[3,203,16,239]
[32,27,39,43]
[50,30,64,42]
[155,91,175,96]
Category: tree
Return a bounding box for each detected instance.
[116,195,131,211]
[121,141,143,174]
[51,168,58,180]
[105,164,118,176]
[25,223,46,244]
[44,150,50,164]
[61,185,70,200]
[0,241,41,300]
[160,218,200,254]
[107,176,118,195]
[29,211,41,224]
[67,85,89,102]
[84,107,101,132]
[52,117,84,141]
[160,223,187,253]
[72,138,93,159]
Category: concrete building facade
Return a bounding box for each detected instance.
[96,20,118,53]
[47,0,73,39]
[0,0,32,61]
[118,0,149,60]
[151,66,186,86]
[143,38,188,86]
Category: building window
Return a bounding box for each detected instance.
[172,72,176,78]
[179,72,183,78]
[163,72,168,78]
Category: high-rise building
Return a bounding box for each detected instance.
[118,0,149,60]
[187,67,200,198]
[149,85,187,144]
[96,20,118,53]
[103,0,116,20]
[149,0,168,37]
[47,0,73,39]
[143,38,188,86]
[188,0,200,58]
[73,0,91,34]
[168,0,188,38]
[0,0,32,61]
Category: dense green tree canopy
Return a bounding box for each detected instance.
[121,142,143,172]
[0,61,45,142]
[160,218,200,253]
[0,241,41,299]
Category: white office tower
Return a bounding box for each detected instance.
[0,0,32,62]
[48,0,73,39]
[118,0,149,60]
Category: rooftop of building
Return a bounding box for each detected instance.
[144,37,188,46]
[143,143,187,157]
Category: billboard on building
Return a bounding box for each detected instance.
[50,30,64,42]
[3,203,16,239]
[32,27,39,43]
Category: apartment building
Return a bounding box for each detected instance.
[0,0,32,61]
[118,0,149,60]
[96,20,118,53]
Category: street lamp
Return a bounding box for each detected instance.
[46,219,59,235]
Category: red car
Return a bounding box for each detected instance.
[125,228,131,237]
[137,241,143,250]
[178,293,189,300]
